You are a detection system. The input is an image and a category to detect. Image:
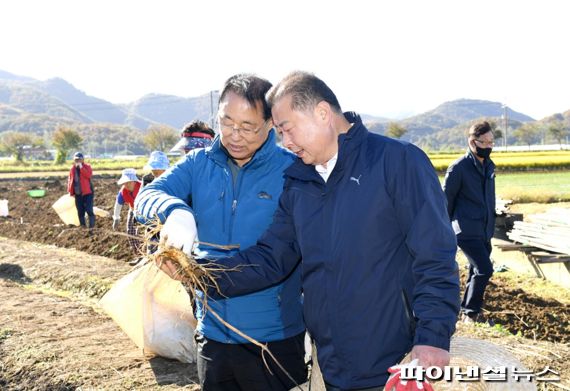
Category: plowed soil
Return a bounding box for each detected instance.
[0,176,135,262]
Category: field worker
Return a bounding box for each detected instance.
[157,71,460,391]
[170,120,215,156]
[136,74,307,390]
[142,150,170,187]
[112,168,142,256]
[444,120,496,324]
[67,152,95,231]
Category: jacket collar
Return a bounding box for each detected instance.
[285,112,367,182]
[206,129,279,169]
[466,149,494,175]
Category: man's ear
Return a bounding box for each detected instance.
[315,101,331,122]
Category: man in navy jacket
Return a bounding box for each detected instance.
[444,121,496,323]
[160,71,460,390]
[136,74,306,390]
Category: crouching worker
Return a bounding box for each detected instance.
[142,150,170,187]
[141,151,170,255]
[170,120,215,156]
[112,168,142,256]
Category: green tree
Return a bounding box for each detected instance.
[494,128,503,144]
[143,125,179,152]
[385,122,407,139]
[513,123,540,149]
[548,121,568,147]
[52,127,83,164]
[0,131,43,162]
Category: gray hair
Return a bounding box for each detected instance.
[266,71,342,114]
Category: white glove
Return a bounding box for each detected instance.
[160,209,197,256]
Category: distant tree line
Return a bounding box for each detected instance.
[0,123,180,162]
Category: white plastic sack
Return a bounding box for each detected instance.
[93,206,111,218]
[99,261,197,363]
[52,194,80,226]
[0,199,8,217]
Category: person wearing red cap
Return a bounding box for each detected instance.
[170,120,215,156]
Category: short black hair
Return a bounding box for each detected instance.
[266,71,342,114]
[468,121,493,138]
[181,120,215,138]
[219,74,273,120]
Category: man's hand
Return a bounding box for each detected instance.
[160,209,197,256]
[75,162,83,168]
[155,257,186,281]
[411,345,450,369]
[112,219,120,231]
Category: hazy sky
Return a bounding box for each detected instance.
[1,0,569,120]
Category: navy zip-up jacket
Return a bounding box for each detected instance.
[206,113,460,389]
[135,130,305,344]
[443,150,496,241]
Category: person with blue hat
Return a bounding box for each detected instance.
[67,151,95,230]
[142,151,170,187]
[112,168,142,255]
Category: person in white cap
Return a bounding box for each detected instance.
[142,151,170,187]
[112,168,142,255]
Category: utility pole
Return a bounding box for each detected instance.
[502,104,508,151]
[210,90,219,129]
[210,90,215,129]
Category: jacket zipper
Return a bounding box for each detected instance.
[228,168,244,245]
[225,166,244,341]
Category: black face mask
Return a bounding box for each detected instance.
[475,145,492,159]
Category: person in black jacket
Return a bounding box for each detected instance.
[443,120,496,324]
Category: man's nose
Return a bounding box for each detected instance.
[229,128,242,141]
[282,132,293,148]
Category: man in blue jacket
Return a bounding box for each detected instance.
[443,121,496,324]
[135,74,306,390]
[160,71,460,390]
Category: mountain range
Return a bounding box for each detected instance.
[0,69,567,155]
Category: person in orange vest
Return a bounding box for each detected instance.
[67,152,95,230]
[112,168,142,255]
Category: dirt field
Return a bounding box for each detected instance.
[0,237,199,390]
[1,176,570,389]
[0,176,136,262]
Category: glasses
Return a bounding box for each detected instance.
[474,139,495,147]
[219,117,266,137]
